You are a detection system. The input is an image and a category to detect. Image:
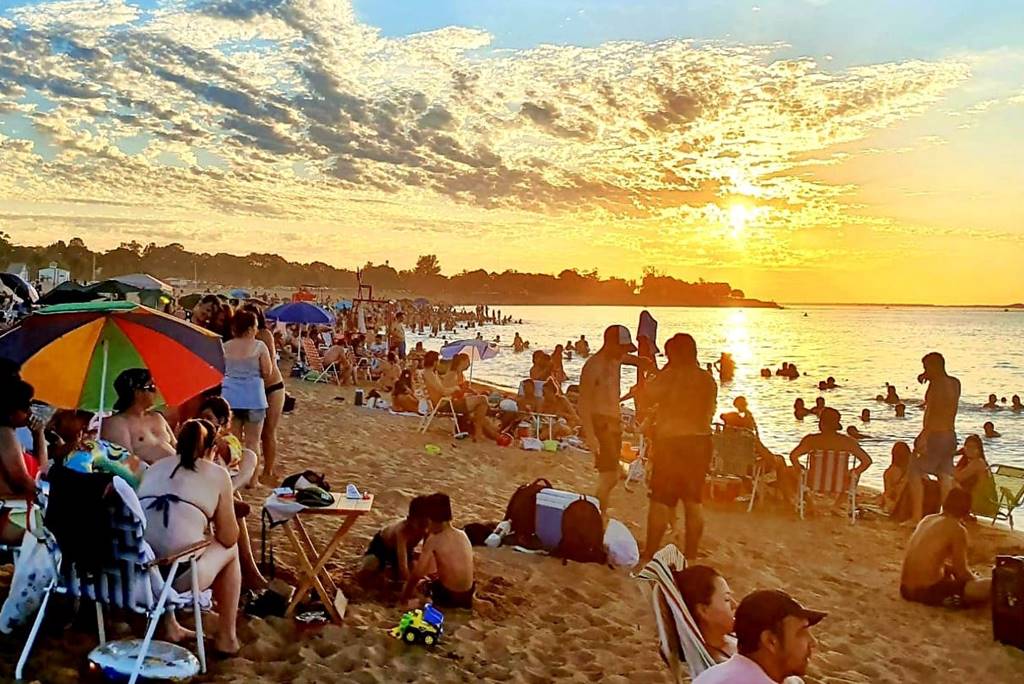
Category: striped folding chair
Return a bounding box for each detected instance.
[301,337,339,384]
[798,449,858,524]
[636,544,716,681]
[17,471,209,684]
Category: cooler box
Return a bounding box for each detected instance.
[535,488,600,550]
[993,555,1024,650]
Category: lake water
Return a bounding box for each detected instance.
[408,305,1024,491]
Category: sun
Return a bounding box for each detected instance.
[729,204,751,236]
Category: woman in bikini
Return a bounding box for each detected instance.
[241,304,285,484]
[137,419,242,654]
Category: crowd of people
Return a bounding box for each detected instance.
[0,288,1019,683]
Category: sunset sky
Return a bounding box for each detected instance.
[0,0,1022,304]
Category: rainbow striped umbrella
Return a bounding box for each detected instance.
[0,301,224,413]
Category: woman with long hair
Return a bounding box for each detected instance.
[241,303,285,485]
[221,310,272,485]
[674,565,738,664]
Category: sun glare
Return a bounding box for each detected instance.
[729,204,751,237]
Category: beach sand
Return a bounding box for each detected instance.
[4,377,1024,683]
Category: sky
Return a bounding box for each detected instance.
[0,0,1022,304]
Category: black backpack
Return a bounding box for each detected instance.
[554,498,607,564]
[503,478,552,548]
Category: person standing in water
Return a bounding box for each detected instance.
[578,325,646,519]
[907,352,961,524]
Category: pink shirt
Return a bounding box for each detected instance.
[693,654,777,684]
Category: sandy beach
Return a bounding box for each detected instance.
[4,375,1024,683]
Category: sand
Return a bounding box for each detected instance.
[4,377,1024,683]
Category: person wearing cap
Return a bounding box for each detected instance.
[788,407,872,515]
[101,368,177,464]
[638,333,717,561]
[578,324,647,518]
[694,589,826,683]
[900,486,991,607]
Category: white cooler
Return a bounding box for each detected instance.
[535,488,600,550]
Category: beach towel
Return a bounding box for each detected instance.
[637,545,716,680]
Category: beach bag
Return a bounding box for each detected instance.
[504,478,552,548]
[554,498,607,565]
[604,519,639,569]
[993,555,1024,650]
[281,471,331,492]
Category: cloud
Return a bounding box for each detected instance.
[0,0,981,272]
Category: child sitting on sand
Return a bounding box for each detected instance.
[878,441,911,514]
[359,495,430,582]
[401,493,475,609]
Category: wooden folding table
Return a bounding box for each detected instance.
[270,493,374,623]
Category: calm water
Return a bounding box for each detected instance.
[409,305,1024,490]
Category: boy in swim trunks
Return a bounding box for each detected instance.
[359,495,430,582]
[900,487,990,607]
[401,493,475,609]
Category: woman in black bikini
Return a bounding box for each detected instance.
[136,419,242,654]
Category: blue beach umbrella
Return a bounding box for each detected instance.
[334,299,353,311]
[229,288,250,299]
[265,301,334,325]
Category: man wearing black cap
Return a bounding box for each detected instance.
[639,332,717,562]
[578,324,647,518]
[694,589,826,683]
[101,368,176,464]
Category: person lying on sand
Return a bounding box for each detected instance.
[360,495,429,582]
[401,493,475,609]
[101,368,177,464]
[137,419,242,654]
[694,589,826,684]
[789,408,872,516]
[675,565,737,664]
[900,487,991,607]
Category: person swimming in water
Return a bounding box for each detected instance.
[884,384,900,405]
[861,408,871,423]
[846,425,868,441]
[1012,395,1022,413]
[793,398,812,420]
[982,394,1000,410]
[983,421,1001,439]
[895,402,907,418]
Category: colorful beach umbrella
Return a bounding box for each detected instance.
[0,301,224,413]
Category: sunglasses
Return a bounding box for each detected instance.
[139,383,157,393]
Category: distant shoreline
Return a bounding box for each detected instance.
[779,302,1024,309]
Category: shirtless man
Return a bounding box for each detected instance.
[908,352,961,523]
[901,487,990,607]
[401,493,475,609]
[101,369,176,464]
[359,495,429,582]
[578,325,646,518]
[789,407,872,515]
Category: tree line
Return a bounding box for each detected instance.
[0,234,778,308]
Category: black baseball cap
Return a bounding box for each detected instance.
[735,590,827,654]
[113,368,155,411]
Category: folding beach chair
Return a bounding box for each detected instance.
[636,544,716,681]
[319,331,333,351]
[417,397,460,437]
[0,495,33,564]
[710,425,762,512]
[16,471,209,684]
[986,464,1024,530]
[797,449,858,524]
[301,337,339,384]
[354,357,373,383]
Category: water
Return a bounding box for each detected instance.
[408,305,1024,490]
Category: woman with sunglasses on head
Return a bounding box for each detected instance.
[137,418,242,654]
[101,368,177,464]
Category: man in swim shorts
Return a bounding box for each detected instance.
[401,494,475,609]
[359,495,429,582]
[900,487,990,607]
[908,352,961,523]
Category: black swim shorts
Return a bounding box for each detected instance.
[900,576,967,607]
[429,580,475,609]
[650,434,714,507]
[591,414,621,473]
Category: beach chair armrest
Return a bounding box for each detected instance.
[150,538,213,568]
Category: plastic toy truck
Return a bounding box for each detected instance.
[389,603,445,646]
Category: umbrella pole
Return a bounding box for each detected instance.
[97,339,109,432]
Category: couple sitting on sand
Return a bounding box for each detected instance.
[358,492,476,609]
[674,563,826,684]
